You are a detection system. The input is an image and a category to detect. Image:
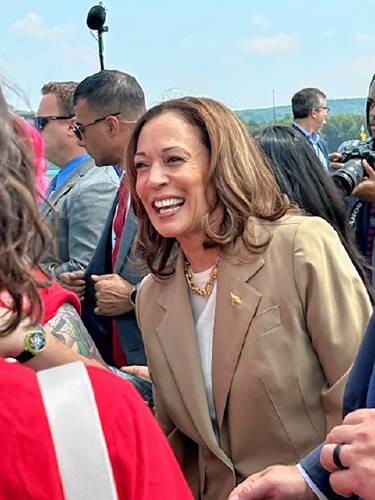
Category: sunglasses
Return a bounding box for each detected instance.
[70,112,121,141]
[33,115,73,131]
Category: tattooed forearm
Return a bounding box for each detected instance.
[45,303,106,365]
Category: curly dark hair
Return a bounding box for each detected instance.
[0,86,50,334]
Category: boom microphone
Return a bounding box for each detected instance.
[86,3,109,70]
[86,5,106,31]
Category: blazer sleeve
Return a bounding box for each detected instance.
[293,218,372,432]
[48,169,119,277]
[136,277,176,436]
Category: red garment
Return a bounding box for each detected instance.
[0,359,193,499]
[112,178,128,367]
[0,272,81,325]
[38,281,81,324]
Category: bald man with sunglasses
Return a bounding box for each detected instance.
[35,81,119,283]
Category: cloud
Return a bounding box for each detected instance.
[236,33,298,56]
[60,43,98,66]
[11,13,71,42]
[250,14,269,27]
[354,32,372,44]
[10,13,97,71]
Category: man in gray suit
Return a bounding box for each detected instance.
[36,81,119,284]
[67,70,148,371]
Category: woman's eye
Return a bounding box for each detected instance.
[166,156,183,164]
[134,161,149,170]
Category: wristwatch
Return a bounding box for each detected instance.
[15,325,48,363]
[129,285,138,309]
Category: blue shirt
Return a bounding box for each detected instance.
[54,153,91,191]
[293,122,329,170]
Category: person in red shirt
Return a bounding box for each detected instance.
[0,358,192,500]
[0,84,192,499]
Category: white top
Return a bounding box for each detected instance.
[188,267,218,429]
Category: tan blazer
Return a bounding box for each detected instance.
[137,215,372,500]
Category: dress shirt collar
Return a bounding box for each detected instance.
[55,153,90,190]
[293,122,320,144]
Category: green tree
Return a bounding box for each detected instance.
[243,114,367,152]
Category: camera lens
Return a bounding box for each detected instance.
[331,159,365,196]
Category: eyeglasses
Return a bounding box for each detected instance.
[70,112,121,141]
[33,115,73,131]
[315,106,330,113]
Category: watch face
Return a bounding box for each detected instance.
[28,329,47,353]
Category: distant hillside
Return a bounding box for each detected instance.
[236,97,367,124]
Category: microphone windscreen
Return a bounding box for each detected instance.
[86,5,106,30]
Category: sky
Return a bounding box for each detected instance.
[2,0,375,112]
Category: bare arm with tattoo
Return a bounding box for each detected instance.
[44,303,106,366]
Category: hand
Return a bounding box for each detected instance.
[329,152,344,171]
[321,408,375,499]
[121,365,151,382]
[92,274,134,316]
[227,465,316,500]
[58,271,86,298]
[351,160,375,202]
[0,308,33,358]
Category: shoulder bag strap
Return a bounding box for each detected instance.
[37,362,118,500]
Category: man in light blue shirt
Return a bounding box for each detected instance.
[35,81,119,283]
[291,87,331,171]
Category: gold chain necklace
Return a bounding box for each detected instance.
[183,258,219,296]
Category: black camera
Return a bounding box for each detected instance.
[331,140,375,196]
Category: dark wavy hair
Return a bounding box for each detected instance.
[126,96,290,277]
[256,124,374,302]
[0,86,50,334]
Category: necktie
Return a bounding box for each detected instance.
[111,178,128,367]
[112,179,127,268]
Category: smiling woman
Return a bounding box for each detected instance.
[125,96,372,499]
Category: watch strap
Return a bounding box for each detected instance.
[129,285,138,309]
[15,350,34,363]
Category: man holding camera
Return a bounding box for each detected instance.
[331,75,375,287]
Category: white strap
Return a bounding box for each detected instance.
[37,362,118,500]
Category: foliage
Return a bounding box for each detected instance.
[236,97,366,124]
[244,114,368,152]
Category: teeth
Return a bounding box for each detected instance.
[154,198,184,209]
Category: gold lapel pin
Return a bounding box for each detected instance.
[230,292,242,307]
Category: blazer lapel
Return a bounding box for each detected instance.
[41,159,94,218]
[212,253,264,429]
[156,252,232,465]
[115,200,137,274]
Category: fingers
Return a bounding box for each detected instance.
[330,162,344,171]
[329,152,342,162]
[325,424,357,446]
[121,365,151,382]
[91,274,114,282]
[342,408,370,425]
[321,443,350,472]
[228,476,261,499]
[362,160,375,179]
[329,470,355,497]
[69,270,85,279]
[94,306,109,316]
